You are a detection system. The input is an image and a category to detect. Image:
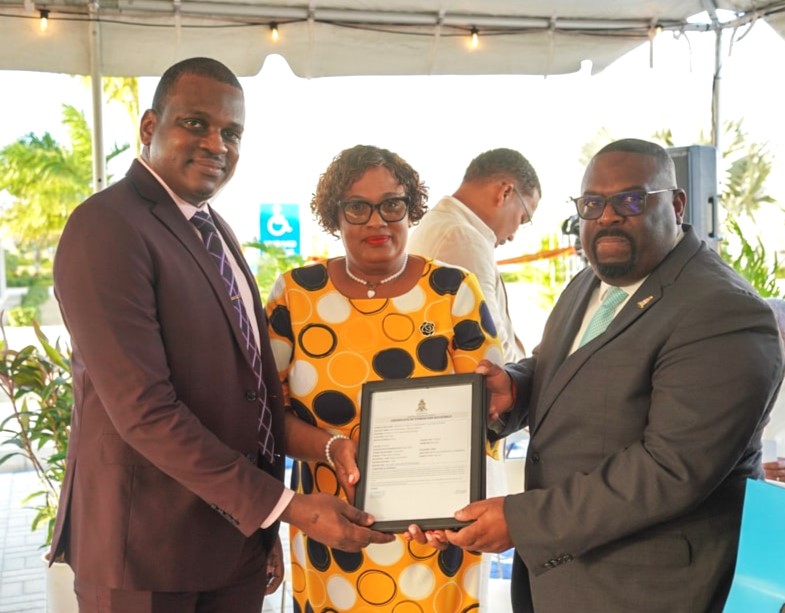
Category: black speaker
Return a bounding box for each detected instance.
[667,145,720,251]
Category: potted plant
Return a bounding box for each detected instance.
[0,316,77,612]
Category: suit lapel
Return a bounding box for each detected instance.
[128,161,260,373]
[529,271,595,433]
[532,282,663,435]
[530,228,702,434]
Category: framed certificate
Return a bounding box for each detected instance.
[355,373,486,533]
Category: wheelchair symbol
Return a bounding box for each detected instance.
[266,204,293,237]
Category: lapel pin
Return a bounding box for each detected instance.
[637,295,654,309]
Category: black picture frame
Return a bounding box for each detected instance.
[355,373,487,533]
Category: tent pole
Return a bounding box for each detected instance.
[707,4,723,252]
[712,25,722,154]
[88,1,106,193]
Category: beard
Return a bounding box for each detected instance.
[590,228,637,279]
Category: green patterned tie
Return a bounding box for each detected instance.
[579,286,628,347]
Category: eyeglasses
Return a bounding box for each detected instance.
[571,189,676,220]
[338,196,409,225]
[511,186,534,228]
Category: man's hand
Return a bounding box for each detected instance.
[444,497,513,553]
[331,437,359,504]
[281,492,395,551]
[265,533,285,594]
[764,457,785,482]
[476,360,515,423]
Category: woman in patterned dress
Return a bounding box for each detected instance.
[267,145,503,613]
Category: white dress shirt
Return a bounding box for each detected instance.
[408,195,525,362]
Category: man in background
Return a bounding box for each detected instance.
[408,148,540,362]
[409,148,540,611]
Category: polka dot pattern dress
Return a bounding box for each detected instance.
[266,258,503,613]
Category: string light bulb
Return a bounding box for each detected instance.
[39,8,49,32]
[470,27,479,49]
[270,22,279,42]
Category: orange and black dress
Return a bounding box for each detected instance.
[266,258,502,613]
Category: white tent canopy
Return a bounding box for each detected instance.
[2,0,783,189]
[1,0,784,78]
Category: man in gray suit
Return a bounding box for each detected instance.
[446,138,784,612]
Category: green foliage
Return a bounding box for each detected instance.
[653,120,782,293]
[4,251,53,287]
[721,217,782,298]
[579,127,616,166]
[21,285,50,308]
[0,103,129,273]
[7,307,39,327]
[245,242,306,300]
[80,76,141,154]
[106,77,141,155]
[6,285,51,326]
[654,120,778,219]
[652,127,676,147]
[0,319,72,546]
[5,283,52,327]
[501,234,573,310]
[6,273,52,288]
[0,108,92,252]
[720,120,778,218]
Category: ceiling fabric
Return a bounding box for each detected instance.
[0,0,783,78]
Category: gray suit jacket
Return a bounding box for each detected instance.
[50,161,287,591]
[497,226,783,613]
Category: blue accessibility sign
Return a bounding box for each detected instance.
[259,203,300,255]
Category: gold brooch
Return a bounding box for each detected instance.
[637,295,654,309]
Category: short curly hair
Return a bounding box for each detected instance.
[311,145,428,236]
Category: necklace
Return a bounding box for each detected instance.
[345,254,408,298]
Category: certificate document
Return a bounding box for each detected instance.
[355,373,486,532]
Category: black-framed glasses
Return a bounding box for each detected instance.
[338,196,409,225]
[571,189,676,220]
[511,186,534,228]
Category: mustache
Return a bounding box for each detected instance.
[592,228,632,245]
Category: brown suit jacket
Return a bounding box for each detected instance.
[50,160,286,591]
[495,227,784,613]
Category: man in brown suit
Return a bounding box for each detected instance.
[50,57,391,613]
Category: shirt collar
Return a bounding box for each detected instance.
[137,156,207,220]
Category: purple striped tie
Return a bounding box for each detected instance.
[191,210,275,463]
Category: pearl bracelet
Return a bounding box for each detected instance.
[325,434,350,467]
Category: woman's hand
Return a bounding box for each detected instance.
[402,524,449,551]
[330,436,360,504]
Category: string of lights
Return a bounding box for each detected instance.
[2,0,784,43]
